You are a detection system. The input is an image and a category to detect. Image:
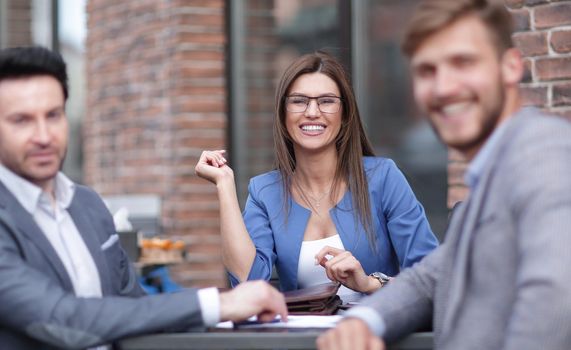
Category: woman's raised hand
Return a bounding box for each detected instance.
[195,150,234,184]
[195,150,256,281]
[315,246,381,294]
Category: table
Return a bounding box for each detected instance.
[118,330,433,350]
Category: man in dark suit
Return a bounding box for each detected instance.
[317,0,571,349]
[0,46,287,350]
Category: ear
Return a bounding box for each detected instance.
[500,48,524,86]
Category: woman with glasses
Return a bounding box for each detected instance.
[195,51,438,300]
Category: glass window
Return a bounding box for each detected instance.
[229,0,346,201]
[356,0,448,238]
[58,0,87,183]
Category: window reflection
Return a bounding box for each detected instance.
[363,0,448,238]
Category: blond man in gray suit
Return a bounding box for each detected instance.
[318,0,571,349]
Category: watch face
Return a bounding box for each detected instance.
[371,272,390,283]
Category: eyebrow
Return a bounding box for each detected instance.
[4,105,65,118]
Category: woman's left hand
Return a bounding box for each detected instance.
[315,246,382,294]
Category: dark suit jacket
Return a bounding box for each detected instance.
[359,109,571,349]
[0,182,203,349]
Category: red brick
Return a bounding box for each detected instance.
[534,3,571,29]
[178,32,225,45]
[447,162,468,186]
[535,57,571,81]
[8,0,31,10]
[510,8,530,32]
[553,83,571,107]
[172,50,224,61]
[524,0,549,6]
[551,30,571,54]
[447,186,470,209]
[174,14,224,27]
[505,0,524,9]
[448,148,468,162]
[522,58,533,83]
[177,0,224,8]
[513,32,548,57]
[520,86,548,107]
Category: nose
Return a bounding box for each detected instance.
[32,119,51,145]
[432,67,460,99]
[304,99,320,118]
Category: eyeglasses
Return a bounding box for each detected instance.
[284,95,342,114]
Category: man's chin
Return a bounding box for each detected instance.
[22,167,60,185]
[446,138,487,158]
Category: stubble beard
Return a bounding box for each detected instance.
[428,75,506,155]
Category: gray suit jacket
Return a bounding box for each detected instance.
[360,109,571,349]
[0,183,203,349]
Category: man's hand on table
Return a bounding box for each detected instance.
[219,281,288,323]
[317,318,386,350]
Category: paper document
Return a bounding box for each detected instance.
[216,315,342,329]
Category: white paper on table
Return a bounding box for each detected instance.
[216,315,343,329]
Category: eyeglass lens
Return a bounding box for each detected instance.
[285,96,341,113]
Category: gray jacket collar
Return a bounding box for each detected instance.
[0,180,114,296]
[0,180,74,291]
[441,108,534,336]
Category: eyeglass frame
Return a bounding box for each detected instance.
[284,95,343,114]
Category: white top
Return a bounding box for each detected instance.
[297,234,362,303]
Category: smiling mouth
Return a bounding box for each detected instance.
[441,102,471,116]
[300,124,326,133]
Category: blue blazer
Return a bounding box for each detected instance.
[230,157,439,291]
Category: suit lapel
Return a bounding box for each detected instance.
[441,173,492,334]
[441,112,529,336]
[0,182,74,291]
[67,198,113,296]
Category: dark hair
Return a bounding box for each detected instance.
[273,51,377,248]
[0,46,69,100]
[402,0,514,57]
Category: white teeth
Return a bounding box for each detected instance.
[301,125,325,132]
[442,102,470,115]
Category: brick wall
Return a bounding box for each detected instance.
[2,0,32,47]
[447,0,571,208]
[85,0,227,288]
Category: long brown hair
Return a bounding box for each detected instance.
[273,51,377,248]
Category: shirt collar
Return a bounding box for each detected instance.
[54,172,76,208]
[0,164,75,213]
[464,108,531,190]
